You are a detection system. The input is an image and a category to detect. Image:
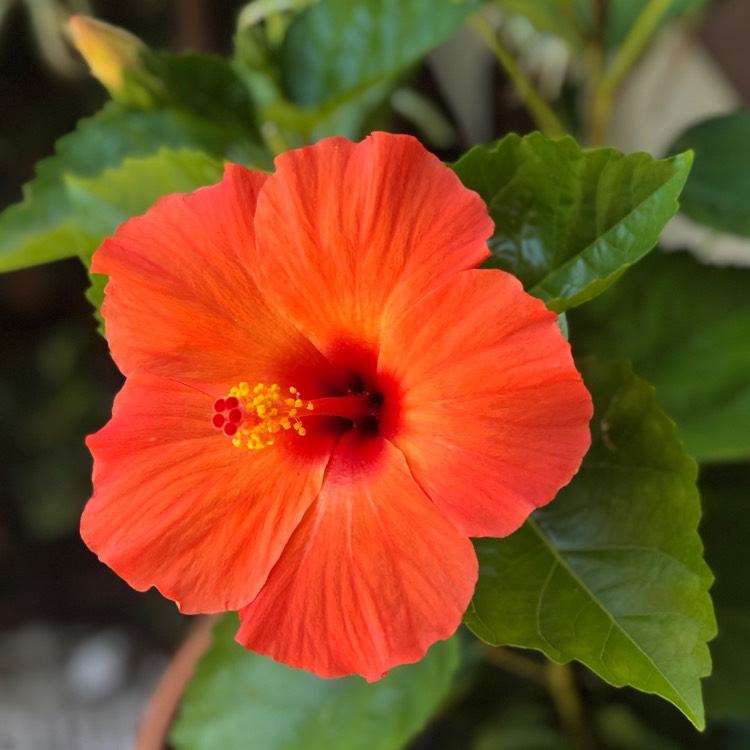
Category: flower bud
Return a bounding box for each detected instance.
[69,16,145,94]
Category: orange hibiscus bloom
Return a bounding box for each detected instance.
[82,133,592,680]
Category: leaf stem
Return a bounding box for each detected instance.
[468,13,566,138]
[260,121,294,156]
[588,0,672,145]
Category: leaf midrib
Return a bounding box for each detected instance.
[526,516,692,716]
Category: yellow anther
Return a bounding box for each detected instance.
[222,382,313,451]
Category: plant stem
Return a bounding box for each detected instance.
[588,0,672,145]
[604,0,672,93]
[468,13,566,138]
[583,0,606,146]
[546,661,594,750]
[260,121,293,156]
[484,646,548,683]
[486,648,594,749]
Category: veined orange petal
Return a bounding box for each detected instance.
[378,269,593,538]
[93,164,347,393]
[83,134,594,680]
[250,132,493,360]
[236,434,477,680]
[82,370,336,614]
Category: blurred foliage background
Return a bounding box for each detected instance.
[2,1,750,749]
[0,0,241,640]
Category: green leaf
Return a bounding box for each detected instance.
[282,0,479,107]
[256,0,480,140]
[668,111,750,237]
[126,50,257,125]
[464,358,715,728]
[700,465,750,718]
[170,616,460,750]
[451,133,692,312]
[570,250,750,463]
[262,81,396,142]
[0,102,260,274]
[67,148,224,326]
[66,148,224,250]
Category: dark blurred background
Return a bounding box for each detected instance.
[0,3,249,747]
[0,0,257,638]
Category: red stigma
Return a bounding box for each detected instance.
[212,395,245,434]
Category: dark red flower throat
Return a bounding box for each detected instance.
[211,339,393,452]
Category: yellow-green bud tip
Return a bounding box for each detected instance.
[68,15,145,93]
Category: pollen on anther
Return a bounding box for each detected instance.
[212,381,314,451]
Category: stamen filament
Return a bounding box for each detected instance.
[308,393,378,422]
[212,384,381,451]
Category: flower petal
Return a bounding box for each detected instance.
[82,370,337,614]
[250,132,493,359]
[93,164,345,392]
[236,433,477,680]
[378,269,593,538]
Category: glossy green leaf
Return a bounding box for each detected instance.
[282,0,479,107]
[570,250,750,463]
[0,102,260,274]
[464,358,715,728]
[668,112,750,237]
[700,465,750,718]
[451,133,691,312]
[170,616,460,750]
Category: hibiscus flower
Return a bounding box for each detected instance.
[82,132,592,680]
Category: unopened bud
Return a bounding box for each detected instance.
[69,16,145,94]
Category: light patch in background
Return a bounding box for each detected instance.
[0,624,165,750]
[610,24,750,268]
